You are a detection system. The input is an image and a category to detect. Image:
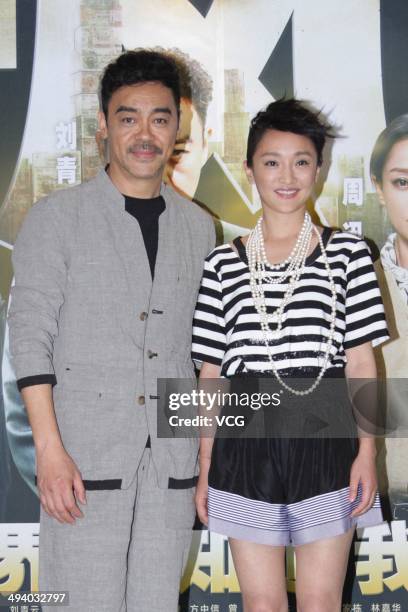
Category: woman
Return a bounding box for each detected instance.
[370,115,408,516]
[192,99,388,611]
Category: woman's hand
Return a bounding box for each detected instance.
[195,467,210,526]
[349,450,378,517]
[195,361,221,526]
[345,341,379,518]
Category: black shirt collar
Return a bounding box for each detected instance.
[124,194,166,223]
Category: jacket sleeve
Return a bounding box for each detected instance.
[206,213,216,253]
[8,198,68,384]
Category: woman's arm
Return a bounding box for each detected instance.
[345,341,378,517]
[195,361,221,525]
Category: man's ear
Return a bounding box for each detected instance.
[201,127,213,164]
[372,176,386,206]
[243,160,254,184]
[315,165,321,183]
[98,111,108,139]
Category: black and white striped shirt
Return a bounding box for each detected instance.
[192,229,389,377]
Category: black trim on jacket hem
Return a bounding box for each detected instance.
[34,476,123,490]
[82,479,122,490]
[168,476,198,489]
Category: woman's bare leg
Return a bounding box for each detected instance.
[294,527,355,612]
[229,537,288,612]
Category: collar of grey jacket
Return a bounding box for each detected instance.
[98,167,172,214]
[87,168,213,293]
[93,168,190,301]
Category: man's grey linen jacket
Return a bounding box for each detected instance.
[8,169,215,490]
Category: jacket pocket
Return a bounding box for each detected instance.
[165,481,196,530]
[169,274,200,355]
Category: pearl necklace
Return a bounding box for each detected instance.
[246,216,337,396]
[247,213,313,292]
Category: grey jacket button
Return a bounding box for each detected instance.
[147,350,158,359]
[140,311,148,321]
[138,395,145,405]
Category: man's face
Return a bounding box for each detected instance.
[98,82,179,189]
[164,97,209,198]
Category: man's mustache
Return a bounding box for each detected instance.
[128,142,163,154]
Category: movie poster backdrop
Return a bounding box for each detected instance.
[0,1,407,610]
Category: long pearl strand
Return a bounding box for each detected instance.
[246,215,337,396]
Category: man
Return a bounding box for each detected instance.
[3,47,215,497]
[96,47,244,243]
[8,49,215,611]
[161,48,251,242]
[96,47,213,201]
[161,48,213,200]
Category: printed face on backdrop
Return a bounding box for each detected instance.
[98,81,179,191]
[163,97,210,198]
[374,138,408,251]
[244,129,320,215]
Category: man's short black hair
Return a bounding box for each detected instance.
[370,114,408,185]
[159,48,213,126]
[100,49,180,117]
[246,98,335,168]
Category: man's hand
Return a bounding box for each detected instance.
[36,441,86,524]
[20,383,87,524]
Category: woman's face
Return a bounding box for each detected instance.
[244,129,319,216]
[374,138,408,242]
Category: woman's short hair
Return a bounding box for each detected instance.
[370,114,408,185]
[246,98,334,168]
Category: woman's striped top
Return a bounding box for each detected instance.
[192,228,389,377]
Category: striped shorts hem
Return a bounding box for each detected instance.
[207,485,384,546]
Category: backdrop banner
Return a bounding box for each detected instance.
[0,1,407,610]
